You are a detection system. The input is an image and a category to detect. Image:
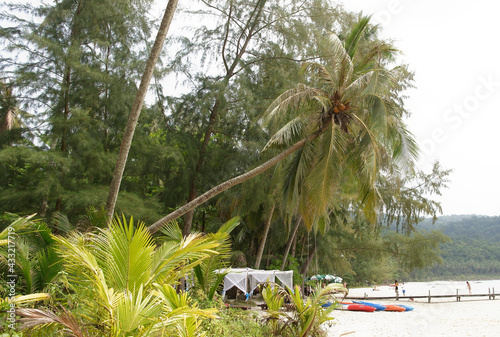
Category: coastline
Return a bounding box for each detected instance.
[325,280,500,337]
[326,298,499,337]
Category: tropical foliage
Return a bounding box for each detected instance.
[261,282,343,336]
[12,215,220,336]
[0,0,462,335]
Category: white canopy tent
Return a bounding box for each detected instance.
[216,268,293,296]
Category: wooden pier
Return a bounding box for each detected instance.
[345,287,496,303]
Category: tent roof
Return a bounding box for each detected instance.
[217,268,293,294]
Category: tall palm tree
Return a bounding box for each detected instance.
[267,16,418,231]
[148,16,418,234]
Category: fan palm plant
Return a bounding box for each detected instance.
[15,215,219,336]
[261,282,343,337]
[286,283,342,336]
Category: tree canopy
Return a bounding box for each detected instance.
[0,0,454,284]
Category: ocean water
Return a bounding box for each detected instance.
[348,279,500,300]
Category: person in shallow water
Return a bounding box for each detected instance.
[466,281,472,294]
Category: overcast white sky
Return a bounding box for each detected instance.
[337,0,500,216]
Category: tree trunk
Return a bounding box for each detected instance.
[0,109,13,132]
[281,217,301,270]
[300,239,316,276]
[147,118,332,234]
[254,204,275,269]
[182,97,220,236]
[182,1,267,235]
[105,0,179,222]
[291,230,297,257]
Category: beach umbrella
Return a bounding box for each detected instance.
[308,274,342,283]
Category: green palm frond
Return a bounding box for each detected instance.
[391,125,419,172]
[344,15,371,58]
[306,122,342,215]
[174,316,206,337]
[153,284,217,322]
[262,84,325,125]
[261,284,285,312]
[216,216,240,235]
[115,285,162,334]
[159,221,184,242]
[84,206,108,229]
[354,42,399,73]
[301,62,336,88]
[193,217,238,299]
[343,71,373,100]
[264,115,310,150]
[362,68,399,96]
[15,240,33,293]
[0,293,50,311]
[52,212,75,234]
[325,34,353,89]
[0,213,37,246]
[151,232,220,285]
[281,142,316,212]
[33,245,63,292]
[53,232,122,314]
[95,215,155,293]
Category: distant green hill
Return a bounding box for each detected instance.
[413,215,500,280]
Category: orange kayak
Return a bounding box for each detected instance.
[383,304,406,312]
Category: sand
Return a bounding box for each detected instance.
[324,284,500,337]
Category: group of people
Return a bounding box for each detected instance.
[394,280,406,297]
[369,280,473,300]
[393,280,472,296]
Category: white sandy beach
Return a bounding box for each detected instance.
[325,280,500,337]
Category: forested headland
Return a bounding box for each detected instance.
[412,215,500,280]
[0,0,471,335]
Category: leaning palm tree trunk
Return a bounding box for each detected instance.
[280,217,301,270]
[148,119,333,234]
[300,239,316,276]
[254,204,275,269]
[105,0,179,222]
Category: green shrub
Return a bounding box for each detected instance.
[202,309,272,337]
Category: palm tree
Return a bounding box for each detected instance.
[147,16,417,234]
[267,16,418,231]
[261,282,343,336]
[16,215,219,336]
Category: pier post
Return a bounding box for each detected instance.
[428,290,431,303]
[456,289,460,301]
[493,287,495,300]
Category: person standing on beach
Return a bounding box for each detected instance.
[343,281,349,297]
[466,281,472,294]
[394,280,399,299]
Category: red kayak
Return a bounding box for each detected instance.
[340,302,376,312]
